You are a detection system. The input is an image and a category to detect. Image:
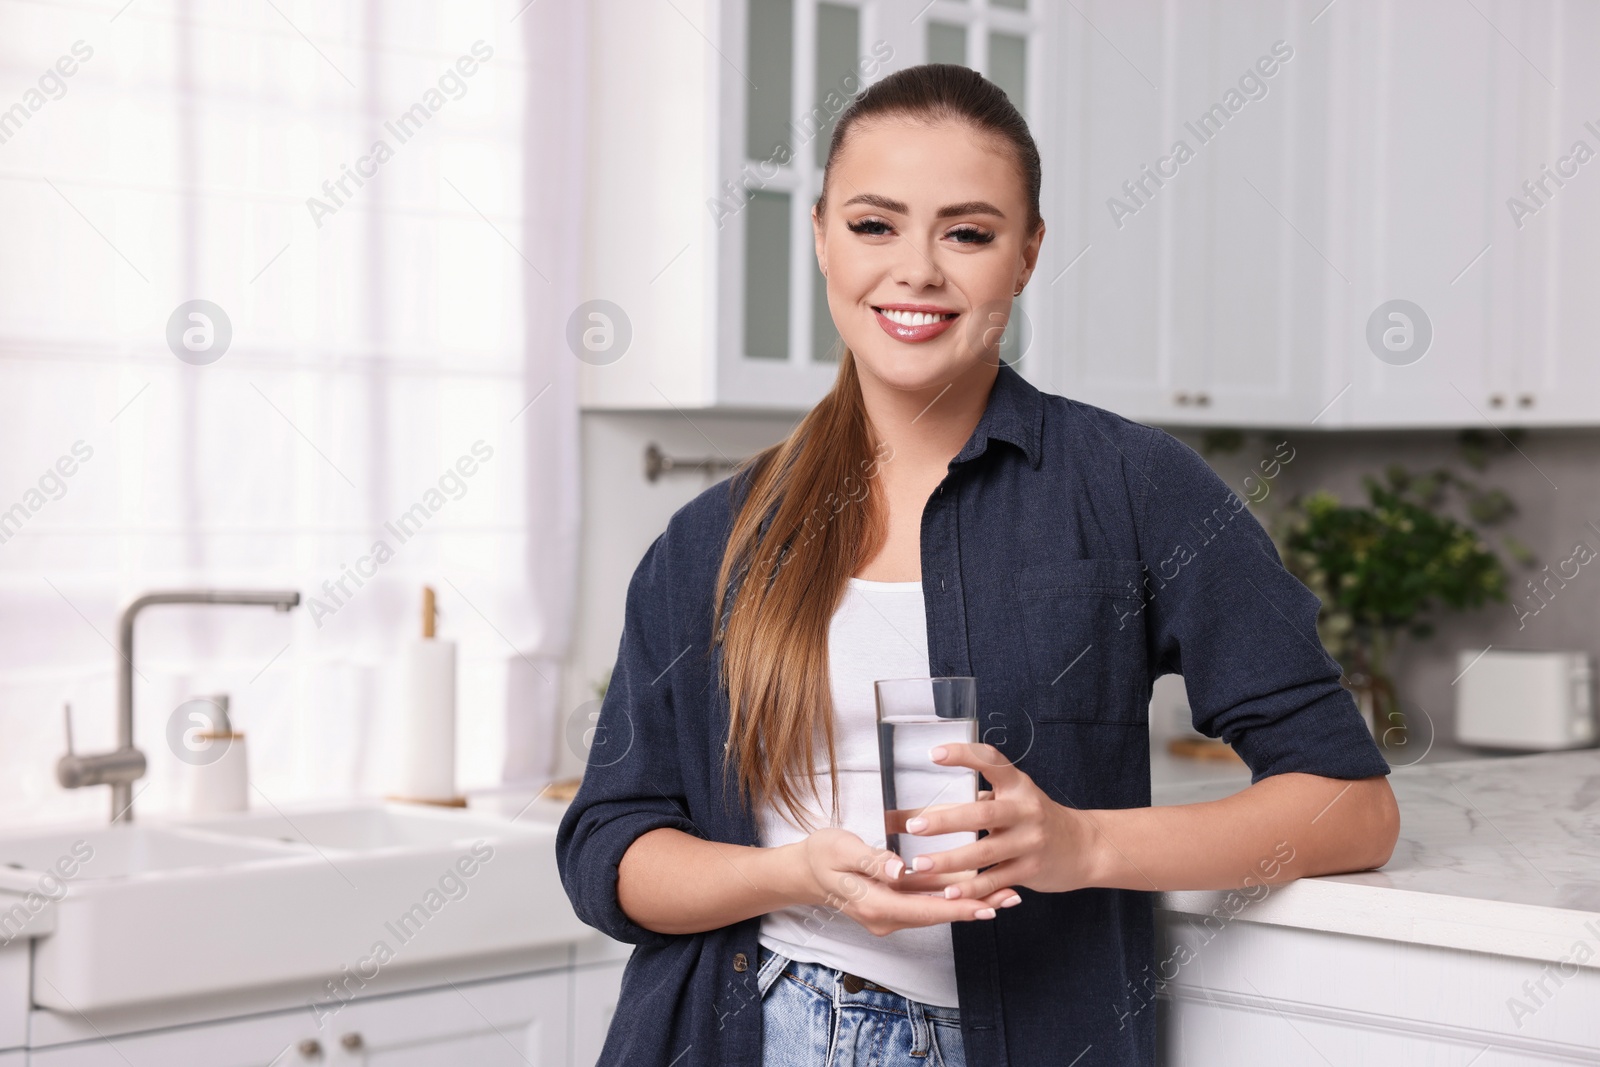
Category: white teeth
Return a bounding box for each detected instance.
[878,308,953,327]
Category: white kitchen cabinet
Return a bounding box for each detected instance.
[0,941,26,1054]
[1336,0,1600,428]
[1460,2,1600,428]
[1332,0,1496,428]
[571,961,628,1067]
[27,971,569,1067]
[1047,1,1337,428]
[1155,914,1600,1066]
[316,972,568,1066]
[27,1010,309,1067]
[582,0,1050,411]
[1051,0,1600,429]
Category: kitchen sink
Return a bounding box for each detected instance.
[1,802,590,1016]
[0,824,295,884]
[182,804,506,852]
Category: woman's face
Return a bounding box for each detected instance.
[812,117,1044,394]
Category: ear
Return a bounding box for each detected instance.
[811,204,827,278]
[1017,219,1046,288]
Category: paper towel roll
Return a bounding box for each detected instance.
[398,638,457,800]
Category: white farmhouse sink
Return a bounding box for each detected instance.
[0,824,292,883]
[185,805,509,850]
[1,803,590,1016]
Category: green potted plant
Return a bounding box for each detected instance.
[1276,462,1526,745]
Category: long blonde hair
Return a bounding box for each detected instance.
[712,64,1043,831]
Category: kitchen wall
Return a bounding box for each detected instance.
[556,409,799,779]
[559,407,1600,779]
[1218,426,1600,746]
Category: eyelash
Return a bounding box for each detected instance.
[845,218,996,245]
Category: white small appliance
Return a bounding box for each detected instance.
[1455,649,1595,750]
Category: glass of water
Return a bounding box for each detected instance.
[875,677,979,884]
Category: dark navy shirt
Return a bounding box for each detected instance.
[555,361,1390,1066]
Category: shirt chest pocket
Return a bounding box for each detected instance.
[1012,558,1148,725]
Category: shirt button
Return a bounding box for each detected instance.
[733,952,748,972]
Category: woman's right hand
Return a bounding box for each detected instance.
[790,828,1021,937]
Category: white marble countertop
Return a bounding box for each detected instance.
[484,743,1600,970]
[1156,747,1600,969]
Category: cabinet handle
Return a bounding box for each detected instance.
[1195,392,1212,407]
[1174,392,1191,406]
[297,1038,322,1057]
[1489,393,1506,408]
[1518,393,1535,408]
[341,1032,365,1050]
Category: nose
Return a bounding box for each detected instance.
[889,235,945,292]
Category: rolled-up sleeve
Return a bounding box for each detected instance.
[1131,430,1391,784]
[555,528,705,947]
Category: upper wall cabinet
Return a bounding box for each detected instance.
[1045,3,1343,428]
[581,0,1051,411]
[1335,0,1600,428]
[1048,0,1599,429]
[586,0,1597,426]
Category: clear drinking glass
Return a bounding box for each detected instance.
[875,677,979,880]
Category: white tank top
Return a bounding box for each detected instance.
[755,576,960,1008]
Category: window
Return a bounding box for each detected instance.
[0,4,575,822]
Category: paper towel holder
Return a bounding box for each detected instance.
[386,584,467,809]
[422,585,439,639]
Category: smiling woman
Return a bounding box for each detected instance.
[556,63,1399,1067]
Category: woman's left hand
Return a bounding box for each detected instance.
[900,741,1102,899]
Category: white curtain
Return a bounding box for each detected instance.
[0,1,582,824]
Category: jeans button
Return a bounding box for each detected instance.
[733,952,748,972]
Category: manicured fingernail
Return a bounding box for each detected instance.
[906,816,928,832]
[887,856,905,879]
[944,885,961,899]
[912,856,932,872]
[930,746,947,761]
[975,907,996,919]
[1001,895,1022,908]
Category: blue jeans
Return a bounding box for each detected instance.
[758,945,968,1066]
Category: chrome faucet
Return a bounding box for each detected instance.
[57,590,301,823]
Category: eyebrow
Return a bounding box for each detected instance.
[840,193,1007,220]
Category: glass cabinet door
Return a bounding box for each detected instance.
[917,0,1037,372]
[738,0,863,381]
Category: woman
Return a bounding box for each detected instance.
[556,64,1398,1067]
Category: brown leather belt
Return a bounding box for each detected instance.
[839,970,896,995]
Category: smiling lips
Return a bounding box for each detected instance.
[873,304,960,343]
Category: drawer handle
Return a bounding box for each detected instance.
[341,1032,365,1050]
[1518,393,1535,408]
[1174,392,1191,406]
[297,1038,322,1057]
